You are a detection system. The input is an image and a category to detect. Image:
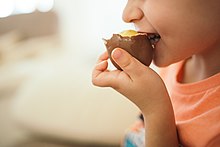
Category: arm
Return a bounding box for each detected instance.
[142,89,177,147]
[92,48,178,147]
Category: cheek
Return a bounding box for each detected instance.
[144,1,219,66]
[143,1,180,34]
[153,34,200,67]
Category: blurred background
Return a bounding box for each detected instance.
[0,0,141,147]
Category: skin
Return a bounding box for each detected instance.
[92,0,220,146]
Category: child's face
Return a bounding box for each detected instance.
[122,0,220,67]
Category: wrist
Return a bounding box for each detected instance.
[139,83,172,115]
[141,97,178,147]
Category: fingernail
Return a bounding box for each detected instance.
[112,49,122,59]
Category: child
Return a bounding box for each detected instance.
[92,0,220,146]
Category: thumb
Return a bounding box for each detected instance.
[112,48,145,78]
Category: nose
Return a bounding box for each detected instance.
[122,1,144,23]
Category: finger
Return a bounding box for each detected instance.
[92,60,108,80]
[111,48,146,79]
[92,59,121,88]
[97,51,109,63]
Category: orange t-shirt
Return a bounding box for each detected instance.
[160,61,220,147]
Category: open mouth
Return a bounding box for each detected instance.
[147,33,161,47]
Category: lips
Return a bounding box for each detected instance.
[138,31,161,47]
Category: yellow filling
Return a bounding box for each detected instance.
[119,30,138,37]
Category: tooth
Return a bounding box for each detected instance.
[154,38,160,42]
[149,34,155,38]
[149,39,155,44]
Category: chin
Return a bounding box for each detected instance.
[152,58,171,68]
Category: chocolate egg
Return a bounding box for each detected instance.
[103,30,153,70]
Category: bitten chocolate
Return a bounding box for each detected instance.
[103,30,153,70]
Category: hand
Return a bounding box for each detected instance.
[92,48,178,146]
[92,48,170,113]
